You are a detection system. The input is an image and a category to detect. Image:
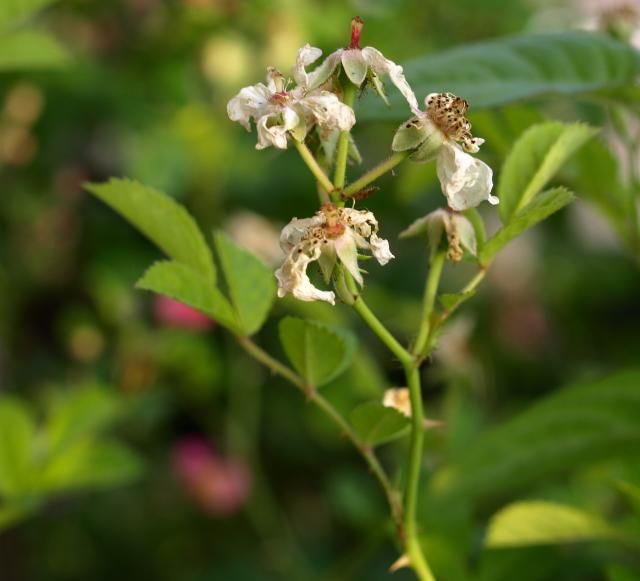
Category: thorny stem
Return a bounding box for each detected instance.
[344,275,436,580]
[294,139,335,199]
[343,151,409,199]
[413,250,446,357]
[235,335,404,533]
[334,83,357,192]
[403,363,436,581]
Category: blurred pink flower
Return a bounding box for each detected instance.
[153,296,213,331]
[173,437,252,517]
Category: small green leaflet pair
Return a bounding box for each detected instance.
[279,317,410,447]
[87,179,276,337]
[87,179,410,449]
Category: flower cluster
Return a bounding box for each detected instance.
[275,204,393,305]
[227,17,499,304]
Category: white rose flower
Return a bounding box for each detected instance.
[275,204,394,304]
[294,18,419,112]
[393,92,498,211]
[227,66,355,150]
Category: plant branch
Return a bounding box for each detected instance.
[343,281,436,579]
[343,151,409,199]
[234,335,403,532]
[413,250,446,357]
[345,275,412,367]
[334,83,357,191]
[293,139,335,198]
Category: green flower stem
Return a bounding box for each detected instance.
[342,151,409,199]
[345,275,412,367]
[404,361,436,581]
[235,335,403,532]
[422,266,488,358]
[344,277,436,580]
[334,83,357,191]
[293,139,335,198]
[413,250,446,357]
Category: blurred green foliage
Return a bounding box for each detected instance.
[1,0,640,580]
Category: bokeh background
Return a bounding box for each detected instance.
[1,0,640,579]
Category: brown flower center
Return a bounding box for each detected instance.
[426,92,480,153]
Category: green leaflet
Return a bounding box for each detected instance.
[486,501,620,548]
[87,179,216,284]
[350,402,410,447]
[0,0,56,31]
[498,122,596,222]
[480,187,575,264]
[136,260,238,331]
[359,32,640,121]
[279,317,356,387]
[214,232,277,337]
[0,29,69,71]
[435,369,640,503]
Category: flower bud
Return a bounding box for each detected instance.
[392,116,445,163]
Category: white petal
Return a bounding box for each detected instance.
[292,44,323,88]
[449,213,477,256]
[227,83,272,130]
[279,215,325,251]
[362,47,419,112]
[282,106,302,132]
[302,92,355,132]
[369,233,394,265]
[256,115,288,149]
[307,51,342,90]
[341,49,368,85]
[437,142,495,211]
[334,230,363,285]
[383,388,412,417]
[275,245,335,305]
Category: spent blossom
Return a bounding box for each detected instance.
[275,203,394,305]
[400,208,477,262]
[393,92,498,211]
[295,17,419,111]
[227,66,355,150]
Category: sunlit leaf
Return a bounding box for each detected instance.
[498,122,596,222]
[279,317,356,387]
[136,260,237,330]
[214,231,276,336]
[86,179,216,284]
[45,385,122,454]
[0,0,56,30]
[0,30,69,71]
[486,501,620,547]
[0,397,35,496]
[360,32,640,120]
[42,440,142,491]
[480,187,575,264]
[350,402,410,447]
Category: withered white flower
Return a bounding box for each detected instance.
[275,204,394,305]
[393,93,498,211]
[294,18,419,112]
[227,66,355,150]
[382,388,412,417]
[400,208,477,263]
